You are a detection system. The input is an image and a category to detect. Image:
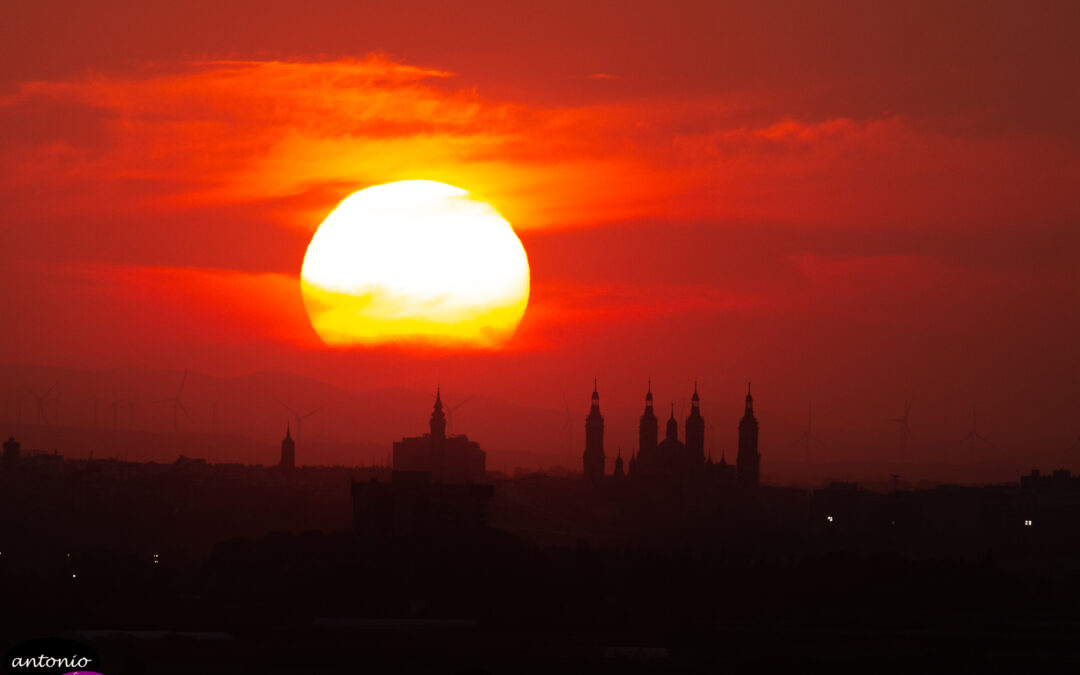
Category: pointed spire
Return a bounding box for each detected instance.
[692,380,700,404]
[430,386,447,438]
[285,423,292,441]
[670,402,675,420]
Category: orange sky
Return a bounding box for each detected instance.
[1,1,1079,470]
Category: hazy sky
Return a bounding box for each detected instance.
[1,1,1078,467]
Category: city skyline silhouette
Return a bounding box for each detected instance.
[2,1,1079,671]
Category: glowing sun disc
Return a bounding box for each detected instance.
[301,180,530,348]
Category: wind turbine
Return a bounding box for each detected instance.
[24,382,58,425]
[888,400,913,460]
[958,411,993,461]
[276,397,320,444]
[445,395,474,436]
[110,390,126,430]
[793,402,826,465]
[155,371,192,433]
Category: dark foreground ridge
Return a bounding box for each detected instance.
[3,455,1080,672]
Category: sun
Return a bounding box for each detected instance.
[300,180,530,348]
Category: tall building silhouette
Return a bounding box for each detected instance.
[737,383,760,489]
[613,448,625,479]
[394,388,486,483]
[583,380,605,486]
[280,426,295,470]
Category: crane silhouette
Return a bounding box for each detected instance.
[154,371,191,433]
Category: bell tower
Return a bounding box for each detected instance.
[583,379,605,486]
[737,382,760,489]
[685,381,705,464]
[430,387,447,441]
[638,379,658,460]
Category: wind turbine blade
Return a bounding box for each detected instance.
[176,370,188,398]
[275,397,299,418]
[450,395,476,412]
[178,401,193,422]
[44,381,59,398]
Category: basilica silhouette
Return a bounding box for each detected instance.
[584,381,759,488]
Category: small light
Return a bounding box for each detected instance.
[826,516,834,523]
[66,553,71,558]
[1024,519,1033,527]
[890,520,896,526]
[153,560,159,564]
[71,574,77,579]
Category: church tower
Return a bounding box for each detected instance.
[280,425,295,470]
[665,403,678,442]
[685,381,705,464]
[430,387,447,441]
[583,380,605,486]
[737,382,760,489]
[613,448,625,478]
[638,380,658,460]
